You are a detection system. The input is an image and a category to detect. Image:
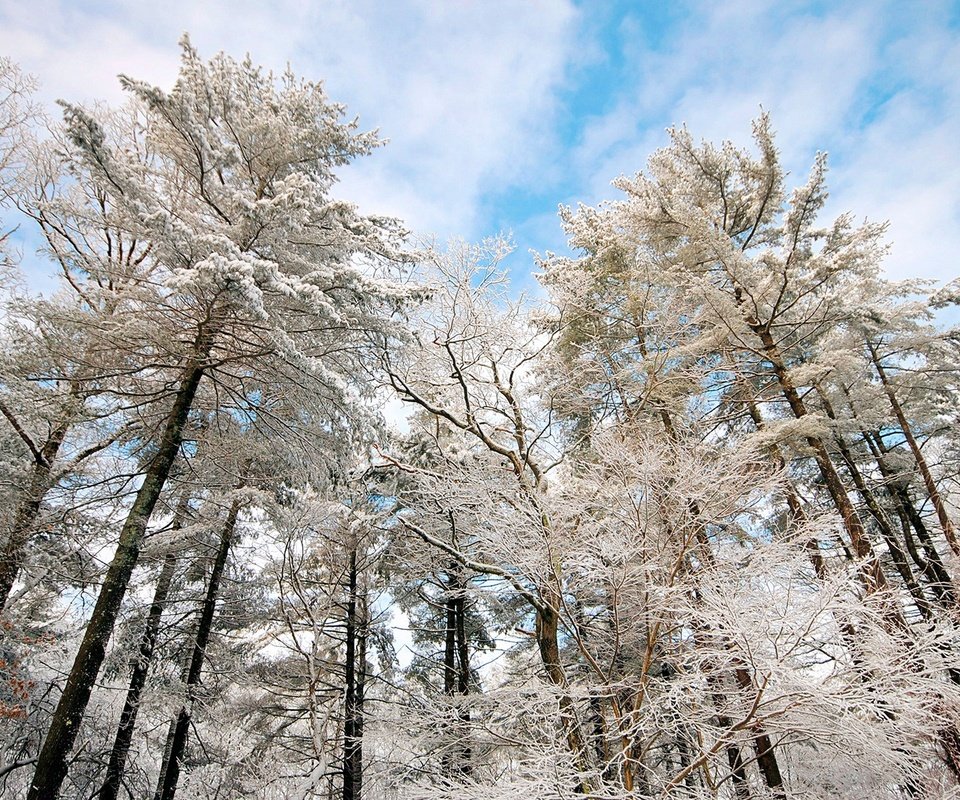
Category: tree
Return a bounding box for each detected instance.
[540,115,960,791]
[26,38,410,800]
[3,38,959,800]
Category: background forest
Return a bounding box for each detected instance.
[1,38,960,800]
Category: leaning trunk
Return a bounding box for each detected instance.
[754,327,887,592]
[27,344,209,800]
[0,421,69,611]
[867,340,960,557]
[154,491,242,800]
[816,387,933,617]
[99,496,190,800]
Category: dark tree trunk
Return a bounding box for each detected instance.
[453,578,471,776]
[154,491,241,800]
[816,387,933,617]
[0,421,69,611]
[734,667,785,796]
[355,598,367,794]
[342,545,363,800]
[836,382,957,606]
[704,671,752,800]
[443,576,456,698]
[532,591,598,794]
[753,327,893,598]
[28,343,209,800]
[867,340,959,556]
[442,567,472,781]
[864,429,957,606]
[98,496,191,800]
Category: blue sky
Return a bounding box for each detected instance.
[1,0,958,294]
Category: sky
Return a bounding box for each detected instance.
[1,0,958,295]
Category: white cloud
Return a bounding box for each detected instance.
[1,1,956,288]
[565,0,960,284]
[0,0,579,241]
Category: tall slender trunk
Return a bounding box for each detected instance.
[837,379,960,778]
[729,282,877,577]
[865,430,954,595]
[839,385,956,607]
[867,340,959,556]
[443,573,456,699]
[154,491,241,800]
[355,603,366,794]
[442,566,472,781]
[98,495,191,800]
[733,667,785,796]
[0,421,69,611]
[816,388,934,618]
[453,577,471,777]
[342,544,365,800]
[704,670,751,799]
[754,327,888,593]
[890,486,956,607]
[28,336,210,800]
[535,593,593,792]
[663,406,784,795]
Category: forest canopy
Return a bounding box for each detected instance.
[1,39,959,800]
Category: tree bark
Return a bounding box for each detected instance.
[98,495,190,800]
[535,593,593,792]
[454,577,471,776]
[0,420,69,611]
[704,671,752,800]
[342,544,364,800]
[154,490,241,800]
[838,384,957,607]
[867,340,959,556]
[734,667,785,796]
[28,340,209,800]
[442,566,472,781]
[754,327,887,592]
[864,430,956,605]
[816,387,934,618]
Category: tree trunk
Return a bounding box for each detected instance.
[442,567,472,781]
[27,346,209,800]
[98,496,190,800]
[443,574,456,698]
[342,545,364,800]
[816,387,933,618]
[839,384,957,607]
[0,421,69,611]
[454,577,471,777]
[154,491,241,800]
[535,594,593,792]
[754,327,888,593]
[704,671,752,800]
[734,667,785,796]
[867,340,959,556]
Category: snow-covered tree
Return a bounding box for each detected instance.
[13,39,411,800]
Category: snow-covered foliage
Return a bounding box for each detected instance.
[0,44,958,800]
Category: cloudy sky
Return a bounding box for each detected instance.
[1,0,958,293]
